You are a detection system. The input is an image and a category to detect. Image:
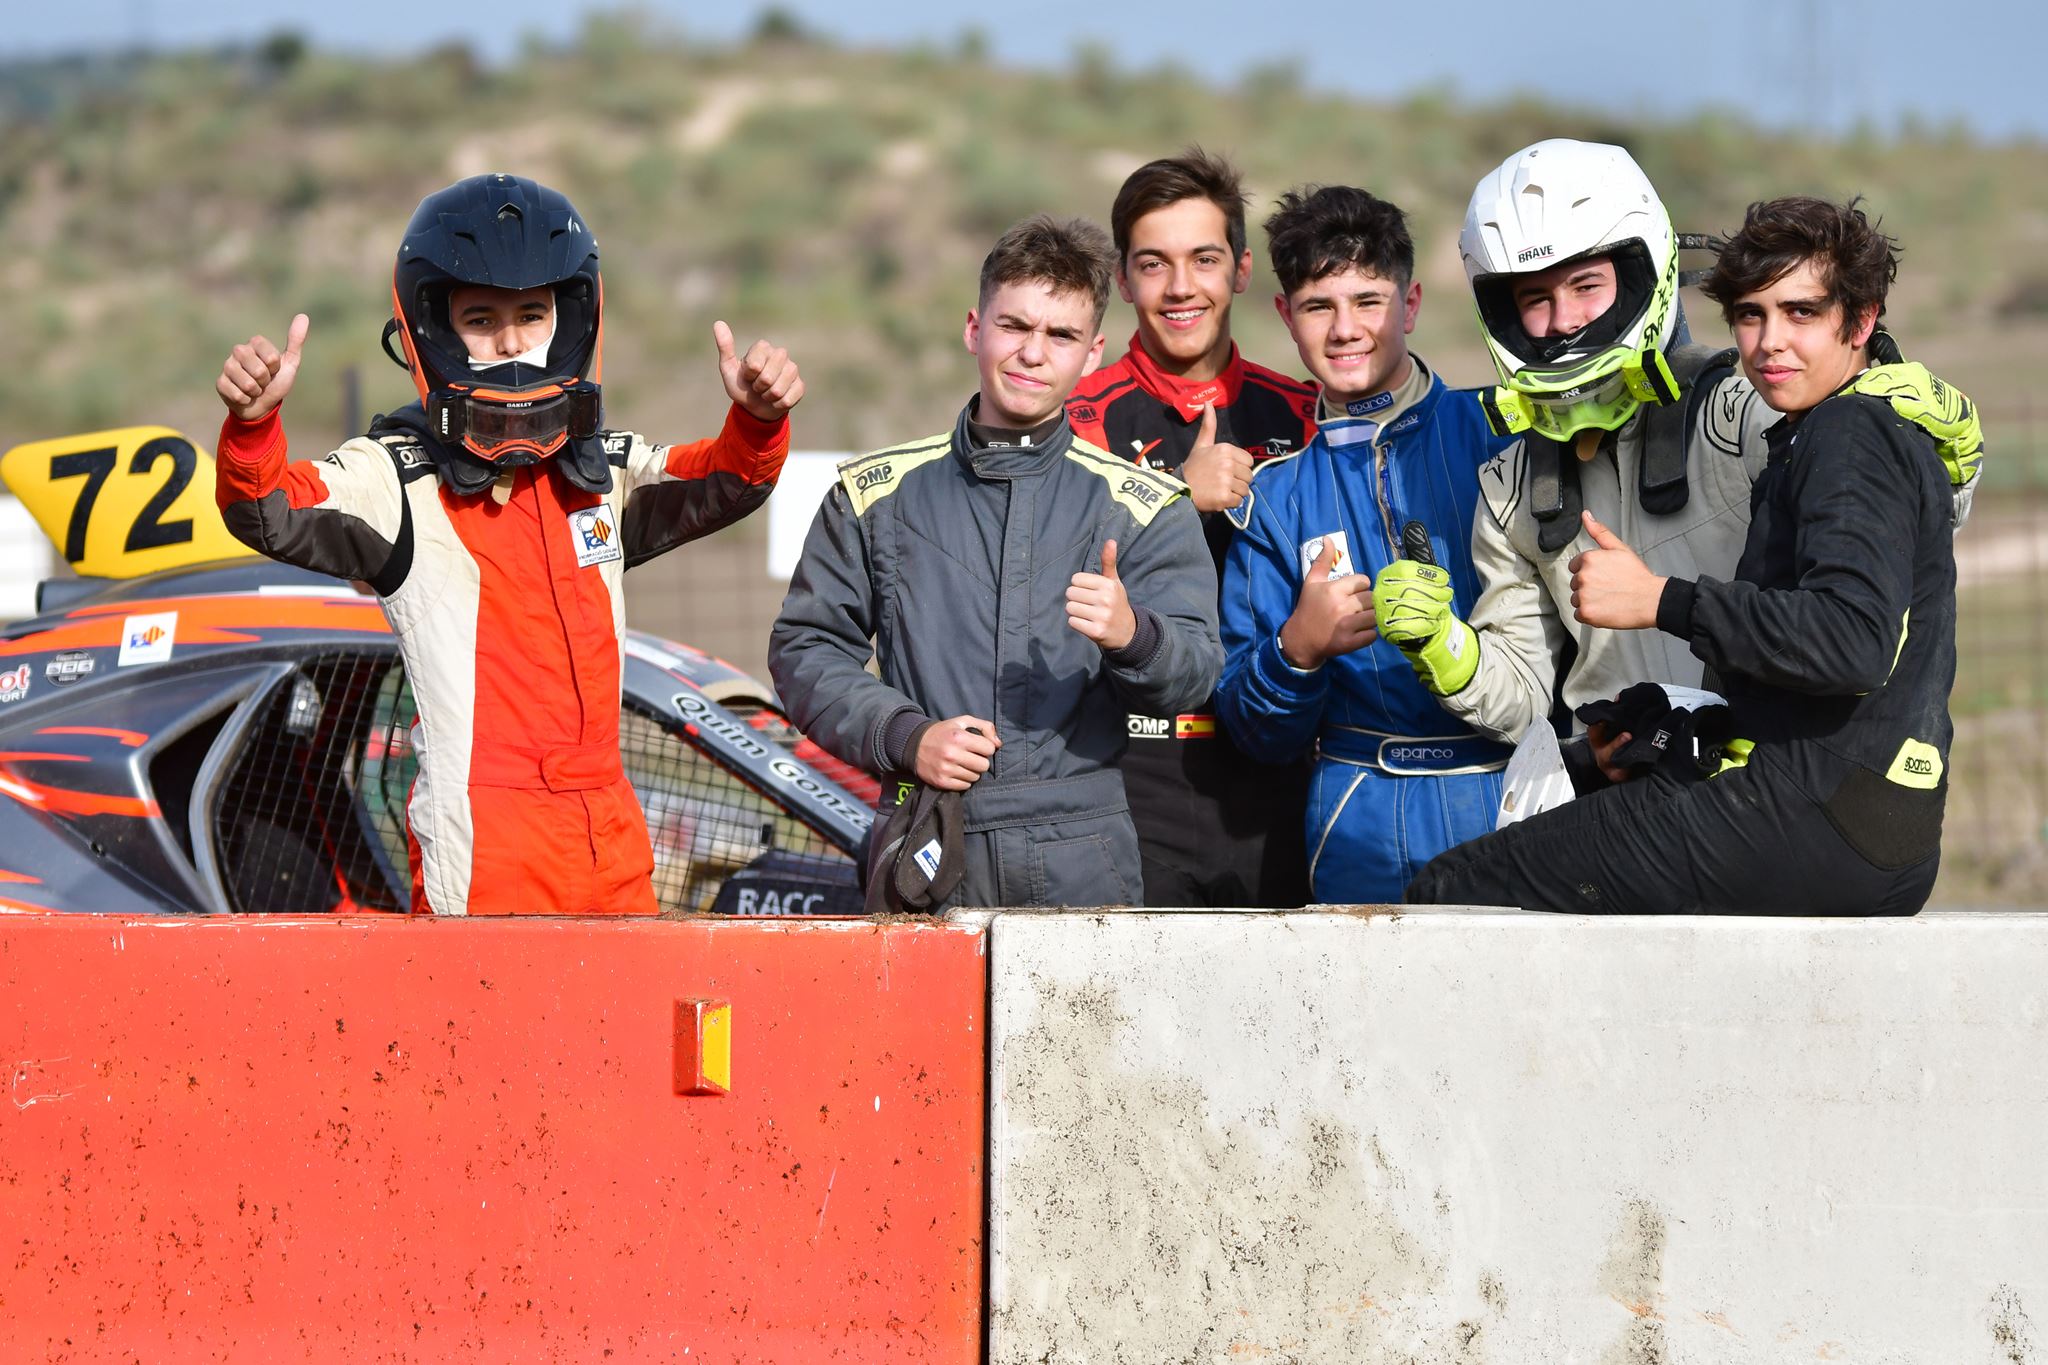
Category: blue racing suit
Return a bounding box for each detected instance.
[1216,360,1514,902]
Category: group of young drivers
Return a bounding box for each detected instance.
[216,136,1984,918]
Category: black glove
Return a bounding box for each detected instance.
[1575,682,1733,781]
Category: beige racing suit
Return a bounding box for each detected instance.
[1437,371,1775,744]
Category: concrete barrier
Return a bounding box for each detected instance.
[985,908,2048,1363]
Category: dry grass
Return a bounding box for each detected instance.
[7,22,2047,903]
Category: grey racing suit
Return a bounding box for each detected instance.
[768,402,1222,908]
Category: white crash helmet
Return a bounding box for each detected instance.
[1460,139,1682,440]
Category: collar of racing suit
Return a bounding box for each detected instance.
[1120,331,1245,418]
[1317,353,1433,432]
[958,395,1072,478]
[1753,363,1876,454]
[368,401,615,497]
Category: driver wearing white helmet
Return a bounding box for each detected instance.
[1370,139,1981,788]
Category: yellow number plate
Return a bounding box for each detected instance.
[0,425,255,579]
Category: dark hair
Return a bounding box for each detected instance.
[1111,146,1249,263]
[1702,196,1899,340]
[1263,186,1413,296]
[978,214,1117,328]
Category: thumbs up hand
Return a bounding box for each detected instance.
[1373,557,1480,697]
[1177,403,1256,512]
[1567,510,1666,629]
[216,313,310,422]
[715,320,804,421]
[1067,538,1138,650]
[1278,538,1377,670]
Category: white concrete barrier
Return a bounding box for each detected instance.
[985,908,2048,1363]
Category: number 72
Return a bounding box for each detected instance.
[49,436,196,564]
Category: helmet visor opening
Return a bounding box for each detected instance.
[1475,240,1660,376]
[397,270,599,395]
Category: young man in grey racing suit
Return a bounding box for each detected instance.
[769,216,1220,909]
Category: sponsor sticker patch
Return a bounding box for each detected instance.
[0,664,29,704]
[1176,381,1224,417]
[1384,743,1457,764]
[569,506,623,568]
[733,887,827,916]
[44,651,95,686]
[118,611,177,666]
[1299,530,1355,579]
[1886,737,1944,789]
[912,838,944,881]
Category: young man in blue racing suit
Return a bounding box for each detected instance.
[1216,187,1513,902]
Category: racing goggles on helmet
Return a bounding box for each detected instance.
[1479,349,1685,441]
[424,377,602,464]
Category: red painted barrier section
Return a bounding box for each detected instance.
[0,915,986,1363]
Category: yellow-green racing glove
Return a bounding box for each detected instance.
[1848,360,1983,489]
[1371,559,1479,697]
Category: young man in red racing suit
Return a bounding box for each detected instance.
[213,174,801,916]
[1066,150,1318,908]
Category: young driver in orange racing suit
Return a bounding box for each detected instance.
[213,174,801,916]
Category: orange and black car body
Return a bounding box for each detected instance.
[0,558,873,918]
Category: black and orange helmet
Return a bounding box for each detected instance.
[384,173,604,466]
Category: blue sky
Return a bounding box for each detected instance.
[7,0,2044,141]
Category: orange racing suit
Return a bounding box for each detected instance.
[215,403,788,915]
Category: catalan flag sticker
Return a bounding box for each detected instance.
[570,505,623,568]
[117,611,177,667]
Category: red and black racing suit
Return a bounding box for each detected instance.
[1067,335,1318,907]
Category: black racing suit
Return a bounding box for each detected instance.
[1407,392,1956,915]
[1067,336,1318,907]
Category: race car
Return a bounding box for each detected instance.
[0,425,873,917]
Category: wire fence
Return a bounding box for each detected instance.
[1939,403,2048,903]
